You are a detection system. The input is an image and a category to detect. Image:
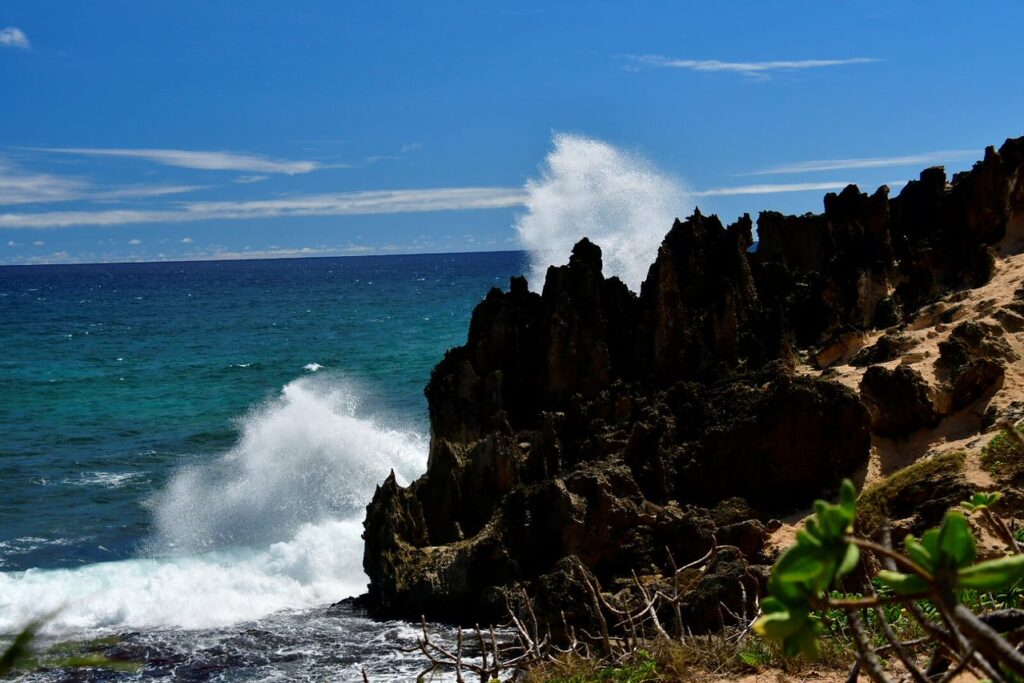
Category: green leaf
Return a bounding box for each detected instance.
[921,528,940,560]
[0,622,39,676]
[876,570,929,595]
[836,543,860,579]
[793,628,822,660]
[775,547,827,584]
[963,491,1002,512]
[903,537,934,572]
[937,512,977,569]
[957,555,1024,591]
[839,479,857,516]
[796,529,823,549]
[822,507,850,539]
[759,597,787,614]
[753,610,804,640]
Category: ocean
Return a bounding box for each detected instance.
[0,251,528,680]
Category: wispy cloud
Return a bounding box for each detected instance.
[0,186,527,229]
[744,150,979,175]
[0,161,87,205]
[0,27,30,50]
[34,147,330,174]
[0,159,206,205]
[693,181,855,197]
[95,184,207,200]
[694,179,910,197]
[234,175,269,184]
[629,55,879,77]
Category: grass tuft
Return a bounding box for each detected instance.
[856,451,967,536]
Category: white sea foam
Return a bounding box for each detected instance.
[304,362,323,372]
[63,472,144,488]
[0,519,367,634]
[0,374,427,635]
[515,133,691,292]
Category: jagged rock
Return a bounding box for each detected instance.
[363,135,1024,626]
[945,320,1019,363]
[675,370,871,509]
[934,321,1012,413]
[679,547,761,633]
[993,307,1024,332]
[859,365,940,436]
[850,332,917,367]
[949,358,1006,412]
[532,556,602,641]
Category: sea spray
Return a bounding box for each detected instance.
[0,373,427,634]
[150,373,426,551]
[515,133,691,292]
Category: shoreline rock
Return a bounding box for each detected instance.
[362,136,1024,628]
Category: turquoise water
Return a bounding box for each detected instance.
[0,251,526,679]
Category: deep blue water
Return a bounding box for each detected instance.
[0,251,526,680]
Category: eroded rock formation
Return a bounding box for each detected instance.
[362,136,1024,627]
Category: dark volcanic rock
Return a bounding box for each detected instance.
[934,320,1013,413]
[363,136,1024,625]
[859,366,940,437]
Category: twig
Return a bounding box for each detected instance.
[848,610,894,683]
[953,603,1024,679]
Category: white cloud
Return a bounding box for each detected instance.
[744,150,979,175]
[693,181,854,197]
[7,240,19,246]
[400,142,424,153]
[234,175,269,184]
[0,160,88,205]
[630,55,879,77]
[694,179,910,197]
[0,186,527,229]
[97,185,208,200]
[128,238,141,245]
[33,240,44,246]
[35,147,329,175]
[0,27,30,50]
[0,158,205,205]
[180,237,193,243]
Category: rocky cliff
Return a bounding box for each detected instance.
[362,136,1024,628]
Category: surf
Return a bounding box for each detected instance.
[0,374,427,635]
[515,132,691,292]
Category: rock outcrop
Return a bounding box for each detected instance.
[363,136,1024,627]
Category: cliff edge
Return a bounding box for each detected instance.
[362,136,1024,630]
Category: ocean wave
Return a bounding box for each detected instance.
[149,373,425,552]
[515,132,690,292]
[0,373,428,635]
[0,518,367,634]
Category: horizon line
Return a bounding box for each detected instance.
[0,245,530,268]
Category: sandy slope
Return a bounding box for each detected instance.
[766,245,1024,556]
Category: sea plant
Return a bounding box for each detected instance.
[754,480,1024,681]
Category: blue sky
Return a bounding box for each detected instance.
[1,1,1023,265]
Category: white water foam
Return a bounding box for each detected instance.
[0,374,427,635]
[514,133,691,293]
[62,471,145,488]
[0,520,366,634]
